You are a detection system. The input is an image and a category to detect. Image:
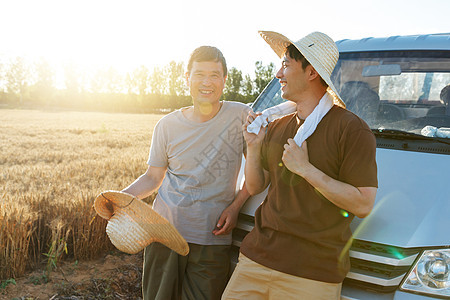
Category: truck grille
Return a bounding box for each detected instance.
[346,240,420,292]
[231,213,421,293]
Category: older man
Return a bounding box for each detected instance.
[123,46,250,300]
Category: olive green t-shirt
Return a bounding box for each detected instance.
[240,105,378,283]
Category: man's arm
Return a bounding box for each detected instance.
[122,165,167,200]
[243,111,270,195]
[214,110,270,235]
[213,182,250,236]
[282,139,376,218]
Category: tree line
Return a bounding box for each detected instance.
[0,57,275,113]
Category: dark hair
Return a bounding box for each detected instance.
[187,46,227,77]
[285,44,326,87]
[441,84,450,106]
[285,44,310,70]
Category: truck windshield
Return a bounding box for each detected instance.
[331,51,450,136]
[253,51,450,138]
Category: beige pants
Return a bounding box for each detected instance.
[222,254,342,300]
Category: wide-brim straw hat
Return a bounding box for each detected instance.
[94,190,189,256]
[259,30,345,108]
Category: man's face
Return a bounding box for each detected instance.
[186,61,226,105]
[276,53,311,102]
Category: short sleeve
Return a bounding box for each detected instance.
[338,125,378,188]
[147,119,168,168]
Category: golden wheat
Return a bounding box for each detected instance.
[0,109,164,280]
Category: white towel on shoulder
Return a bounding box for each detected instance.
[247,92,334,146]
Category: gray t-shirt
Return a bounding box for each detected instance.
[148,101,250,245]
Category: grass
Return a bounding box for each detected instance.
[0,109,164,280]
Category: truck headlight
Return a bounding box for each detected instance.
[400,249,450,298]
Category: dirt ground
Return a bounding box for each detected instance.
[1,251,144,300]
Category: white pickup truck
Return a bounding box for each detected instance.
[232,33,450,299]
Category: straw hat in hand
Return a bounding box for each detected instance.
[94,190,189,256]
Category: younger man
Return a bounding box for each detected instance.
[223,31,378,299]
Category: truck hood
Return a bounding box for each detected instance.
[351,148,450,248]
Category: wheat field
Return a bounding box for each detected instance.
[0,109,165,280]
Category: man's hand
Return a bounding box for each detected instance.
[282,139,312,177]
[282,139,377,218]
[212,204,240,236]
[243,111,266,147]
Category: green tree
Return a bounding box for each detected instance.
[5,56,30,104]
[91,67,123,94]
[126,65,150,96]
[63,62,82,94]
[149,66,166,95]
[32,58,55,104]
[254,61,275,96]
[242,74,255,103]
[125,72,134,95]
[223,67,243,101]
[0,61,4,91]
[165,61,186,96]
[0,60,7,102]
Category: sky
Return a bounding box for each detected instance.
[1,0,449,78]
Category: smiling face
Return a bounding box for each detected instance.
[276,53,312,102]
[186,61,226,106]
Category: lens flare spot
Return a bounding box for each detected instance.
[388,247,406,260]
[340,209,349,218]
